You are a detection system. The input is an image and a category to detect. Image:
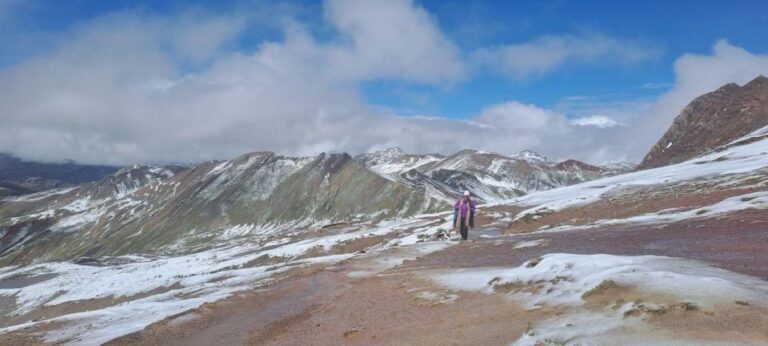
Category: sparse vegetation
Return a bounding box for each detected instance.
[623,308,639,318]
[677,302,699,311]
[612,299,626,310]
[581,280,618,299]
[526,257,542,268]
[520,208,554,223]
[492,281,523,293]
[623,302,670,318]
[342,328,358,337]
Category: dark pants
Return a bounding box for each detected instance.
[460,217,469,240]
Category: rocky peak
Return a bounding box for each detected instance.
[511,150,551,164]
[384,147,404,155]
[745,74,768,88]
[638,75,768,170]
[555,159,603,173]
[452,149,479,156]
[600,161,637,174]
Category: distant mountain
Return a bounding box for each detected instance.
[638,75,768,169]
[0,151,446,265]
[354,147,445,175]
[600,161,637,174]
[0,178,72,198]
[0,153,119,196]
[510,149,553,165]
[357,148,616,201]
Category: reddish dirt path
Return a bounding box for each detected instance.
[105,241,540,346]
[419,209,768,280]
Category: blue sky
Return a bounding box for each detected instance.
[1,0,767,164]
[373,0,768,117]
[5,0,766,117]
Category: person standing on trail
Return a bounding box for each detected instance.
[453,191,476,241]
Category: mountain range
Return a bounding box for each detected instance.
[356,147,629,201]
[0,145,624,265]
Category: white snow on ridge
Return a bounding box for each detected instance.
[50,207,107,233]
[511,150,552,164]
[2,186,78,202]
[205,161,232,177]
[367,156,442,176]
[496,131,768,220]
[540,189,768,233]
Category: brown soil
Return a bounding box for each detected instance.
[417,208,768,280]
[644,304,768,343]
[252,274,546,346]
[505,175,768,233]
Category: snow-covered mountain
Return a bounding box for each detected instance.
[599,160,637,174]
[356,148,616,201]
[0,145,616,265]
[0,152,446,265]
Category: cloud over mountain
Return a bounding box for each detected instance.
[0,1,766,166]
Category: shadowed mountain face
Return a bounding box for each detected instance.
[0,153,118,184]
[639,75,768,170]
[0,153,119,197]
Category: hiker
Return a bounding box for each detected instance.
[453,191,475,241]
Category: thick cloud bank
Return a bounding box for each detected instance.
[0,1,766,165]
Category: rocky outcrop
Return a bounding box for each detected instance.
[639,75,768,170]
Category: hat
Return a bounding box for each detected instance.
[463,191,470,196]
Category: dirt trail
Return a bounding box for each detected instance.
[105,211,768,345]
[105,224,540,346]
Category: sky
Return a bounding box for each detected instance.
[0,0,767,165]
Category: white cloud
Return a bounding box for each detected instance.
[570,115,620,128]
[0,0,464,165]
[474,32,663,79]
[550,40,768,163]
[322,0,465,83]
[0,0,765,169]
[626,40,768,159]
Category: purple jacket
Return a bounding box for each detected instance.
[454,198,475,218]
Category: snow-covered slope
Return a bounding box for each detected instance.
[357,148,615,202]
[495,124,768,228]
